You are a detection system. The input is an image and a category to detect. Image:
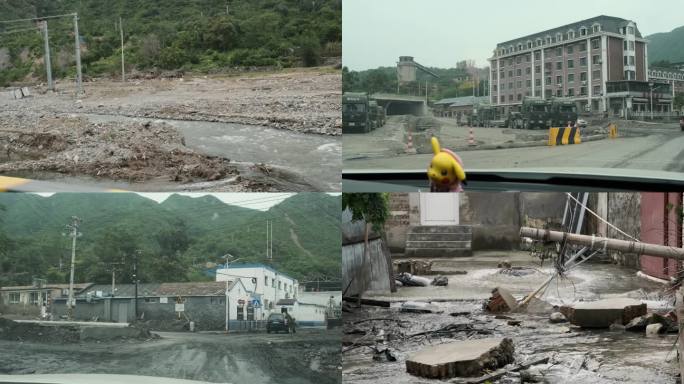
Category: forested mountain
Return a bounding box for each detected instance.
[647,26,684,64]
[0,193,341,287]
[0,0,342,85]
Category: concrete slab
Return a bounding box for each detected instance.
[562,298,646,328]
[406,337,514,379]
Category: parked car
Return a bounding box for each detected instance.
[266,313,289,333]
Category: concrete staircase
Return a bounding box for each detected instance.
[405,225,472,258]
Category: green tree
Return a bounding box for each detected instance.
[343,193,389,269]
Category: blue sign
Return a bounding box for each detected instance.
[251,299,261,308]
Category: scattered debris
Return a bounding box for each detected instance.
[342,296,390,308]
[431,275,449,286]
[625,312,677,333]
[458,355,550,384]
[645,323,664,337]
[396,259,433,275]
[371,347,397,362]
[484,287,518,313]
[549,312,568,323]
[405,337,514,379]
[396,272,431,287]
[507,320,522,326]
[400,301,442,314]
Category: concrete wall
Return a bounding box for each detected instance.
[605,192,641,267]
[384,192,565,252]
[342,238,393,296]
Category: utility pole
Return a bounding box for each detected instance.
[41,21,54,92]
[73,13,83,95]
[65,216,81,320]
[133,250,140,321]
[119,17,125,83]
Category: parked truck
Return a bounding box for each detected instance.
[511,97,551,129]
[368,100,379,130]
[342,92,371,133]
[548,98,578,127]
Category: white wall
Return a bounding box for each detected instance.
[298,291,341,307]
[276,302,327,325]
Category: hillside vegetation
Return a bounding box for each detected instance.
[0,0,341,86]
[0,193,341,287]
[647,26,684,64]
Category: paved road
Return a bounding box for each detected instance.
[345,131,684,173]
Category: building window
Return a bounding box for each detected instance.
[556,33,562,42]
[556,75,562,84]
[210,296,225,305]
[508,95,513,102]
[567,45,574,54]
[272,278,275,288]
[593,70,601,79]
[517,94,522,101]
[237,304,244,320]
[592,55,600,65]
[526,79,531,87]
[493,84,498,91]
[527,41,532,49]
[628,56,635,66]
[264,276,268,286]
[544,62,552,71]
[29,292,40,305]
[556,89,563,97]
[568,88,575,97]
[536,38,542,46]
[580,87,587,96]
[546,36,552,44]
[580,27,587,36]
[593,85,601,95]
[535,65,541,74]
[516,68,522,76]
[592,24,601,33]
[535,78,541,86]
[9,292,20,304]
[278,281,282,290]
[526,55,530,62]
[579,42,587,52]
[627,26,634,35]
[568,73,575,83]
[509,82,513,89]
[591,39,600,50]
[516,56,522,64]
[500,96,505,103]
[508,59,513,66]
[580,72,587,82]
[556,47,563,57]
[567,59,574,69]
[629,41,634,50]
[580,57,587,66]
[509,70,513,77]
[556,62,562,70]
[500,71,505,79]
[534,51,541,61]
[568,30,575,39]
[517,80,522,88]
[623,40,628,51]
[545,89,552,99]
[144,297,159,303]
[546,76,552,84]
[517,43,523,51]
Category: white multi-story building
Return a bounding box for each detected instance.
[215,263,299,320]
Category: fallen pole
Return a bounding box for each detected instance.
[520,227,684,260]
[342,296,390,307]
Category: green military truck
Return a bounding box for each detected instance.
[343,92,371,133]
[548,99,578,127]
[513,97,551,129]
[368,100,379,130]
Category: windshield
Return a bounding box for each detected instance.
[343,103,366,112]
[342,3,684,178]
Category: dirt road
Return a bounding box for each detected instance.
[0,329,341,384]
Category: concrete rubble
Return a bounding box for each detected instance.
[560,298,647,328]
[484,287,518,313]
[405,337,514,379]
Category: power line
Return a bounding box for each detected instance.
[0,13,77,24]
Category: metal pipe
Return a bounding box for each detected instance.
[520,227,684,260]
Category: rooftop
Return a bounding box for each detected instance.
[497,15,641,49]
[0,283,93,291]
[73,281,234,298]
[219,263,297,282]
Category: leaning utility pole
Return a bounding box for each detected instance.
[73,13,83,94]
[41,21,54,91]
[119,17,125,82]
[520,227,684,260]
[65,216,81,320]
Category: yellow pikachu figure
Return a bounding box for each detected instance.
[427,137,466,192]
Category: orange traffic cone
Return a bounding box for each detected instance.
[468,128,475,146]
[405,131,416,154]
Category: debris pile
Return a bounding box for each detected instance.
[484,287,519,313]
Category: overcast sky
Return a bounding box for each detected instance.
[343,0,683,70]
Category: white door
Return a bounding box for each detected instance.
[419,193,459,225]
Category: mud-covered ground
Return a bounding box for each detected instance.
[0,329,341,384]
[343,253,680,384]
[0,67,341,191]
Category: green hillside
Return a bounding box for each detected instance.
[0,0,342,86]
[647,26,684,64]
[0,193,341,287]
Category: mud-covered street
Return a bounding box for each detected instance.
[343,252,680,384]
[0,68,341,191]
[0,329,342,384]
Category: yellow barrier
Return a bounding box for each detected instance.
[0,176,127,192]
[0,176,31,192]
[608,123,618,138]
[548,126,581,146]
